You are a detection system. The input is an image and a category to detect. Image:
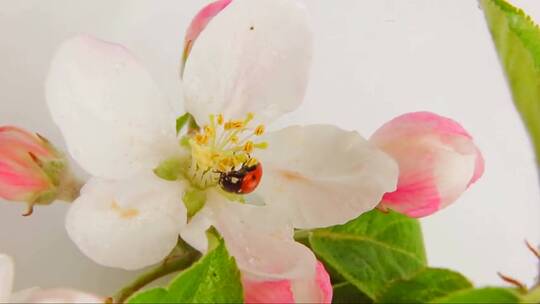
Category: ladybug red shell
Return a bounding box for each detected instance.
[219,162,263,194]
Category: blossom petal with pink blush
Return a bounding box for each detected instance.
[0,127,57,202]
[181,190,316,281]
[370,112,484,218]
[66,173,187,270]
[0,155,51,202]
[182,0,313,125]
[0,254,14,303]
[0,127,55,160]
[315,262,333,304]
[254,125,399,229]
[243,261,332,304]
[46,35,181,179]
[181,0,232,75]
[243,279,294,304]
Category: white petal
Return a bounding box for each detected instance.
[66,173,187,270]
[255,125,399,229]
[11,288,103,304]
[181,190,316,281]
[180,207,213,253]
[46,35,180,179]
[0,254,14,303]
[183,0,313,125]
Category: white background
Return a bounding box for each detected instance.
[0,0,539,296]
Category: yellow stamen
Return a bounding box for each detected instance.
[187,113,268,188]
[243,141,254,153]
[254,125,265,136]
[245,112,255,123]
[255,142,268,149]
[225,120,244,130]
[204,125,214,137]
[195,133,209,145]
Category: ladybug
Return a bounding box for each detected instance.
[219,162,263,194]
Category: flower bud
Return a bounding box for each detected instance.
[243,261,332,303]
[181,0,232,74]
[0,126,68,213]
[370,112,484,218]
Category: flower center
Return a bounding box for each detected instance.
[187,113,267,189]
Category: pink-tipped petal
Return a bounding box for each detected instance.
[0,127,54,159]
[0,126,58,202]
[469,147,485,186]
[374,111,472,140]
[182,0,313,125]
[381,167,441,218]
[0,160,49,202]
[243,279,294,304]
[315,262,332,304]
[371,112,484,218]
[182,0,233,72]
[242,261,332,304]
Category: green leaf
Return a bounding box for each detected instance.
[309,210,427,300]
[333,282,373,304]
[436,287,521,303]
[128,289,170,304]
[481,0,540,164]
[128,233,243,303]
[522,285,540,303]
[377,268,473,303]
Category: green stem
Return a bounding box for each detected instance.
[112,241,201,303]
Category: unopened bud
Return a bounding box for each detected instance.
[0,126,77,214]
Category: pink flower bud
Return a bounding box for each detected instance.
[243,261,332,303]
[370,112,484,218]
[0,126,64,208]
[181,0,232,74]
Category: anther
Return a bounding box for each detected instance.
[195,134,209,145]
[243,141,254,153]
[254,125,265,136]
[187,113,268,189]
[203,125,214,137]
[225,120,244,130]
